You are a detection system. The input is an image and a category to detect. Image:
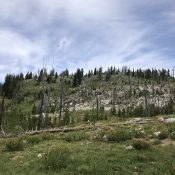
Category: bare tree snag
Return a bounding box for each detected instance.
[38,66,46,130]
[96,95,99,120]
[144,87,150,117]
[0,95,5,136]
[73,97,75,112]
[59,79,64,125]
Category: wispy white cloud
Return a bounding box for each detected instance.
[0,29,46,80]
[0,0,175,81]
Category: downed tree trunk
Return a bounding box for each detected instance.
[0,124,115,138]
[26,126,95,135]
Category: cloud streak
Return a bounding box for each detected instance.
[0,0,175,81]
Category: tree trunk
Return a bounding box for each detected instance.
[73,98,75,112]
[59,80,64,125]
[38,91,45,130]
[38,69,45,130]
[96,95,99,120]
[0,95,5,136]
[144,91,150,117]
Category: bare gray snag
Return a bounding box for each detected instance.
[0,95,5,136]
[38,67,47,130]
[73,97,75,112]
[59,79,64,125]
[96,94,100,120]
[144,86,150,117]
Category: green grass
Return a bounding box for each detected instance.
[42,146,71,171]
[0,117,175,175]
[4,138,24,152]
[170,131,175,140]
[0,138,175,175]
[132,139,151,150]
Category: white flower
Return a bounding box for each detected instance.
[37,154,42,158]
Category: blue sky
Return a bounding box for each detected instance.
[0,0,175,81]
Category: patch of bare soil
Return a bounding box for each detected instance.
[11,155,24,161]
[161,138,175,146]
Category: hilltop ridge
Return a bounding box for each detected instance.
[0,66,175,132]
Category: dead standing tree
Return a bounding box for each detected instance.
[96,95,99,121]
[73,97,76,112]
[143,86,150,117]
[96,91,101,121]
[172,67,174,79]
[0,94,5,136]
[111,87,117,115]
[59,78,64,126]
[38,65,47,130]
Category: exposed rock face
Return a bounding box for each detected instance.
[62,83,174,112]
[0,130,5,137]
[125,145,134,150]
[11,156,24,161]
[164,118,175,123]
[102,135,108,142]
[126,118,151,124]
[154,131,161,137]
[158,117,164,122]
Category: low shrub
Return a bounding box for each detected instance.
[41,133,55,141]
[167,123,175,133]
[5,138,24,152]
[171,148,175,159]
[170,131,175,140]
[132,130,146,138]
[134,154,155,162]
[64,132,89,142]
[157,130,169,140]
[83,112,90,122]
[26,135,43,144]
[43,147,71,171]
[95,130,106,141]
[105,129,133,142]
[153,139,161,145]
[132,139,150,150]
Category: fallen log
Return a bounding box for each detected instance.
[0,124,119,138]
[26,126,95,135]
[0,126,96,138]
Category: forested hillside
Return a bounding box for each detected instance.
[0,66,175,133]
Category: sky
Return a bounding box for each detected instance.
[0,0,175,81]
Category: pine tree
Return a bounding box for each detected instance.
[105,69,111,81]
[98,67,103,81]
[72,68,84,87]
[63,108,70,125]
[59,79,64,126]
[111,105,116,115]
[94,68,97,75]
[118,108,121,117]
[88,70,91,78]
